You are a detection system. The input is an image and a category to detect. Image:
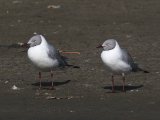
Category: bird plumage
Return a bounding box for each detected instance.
[26,34,72,89]
[98,39,149,92]
[27,35,68,71]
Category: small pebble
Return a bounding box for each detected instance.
[69,110,75,113]
[47,96,56,99]
[68,96,73,99]
[128,83,132,86]
[47,5,61,9]
[135,89,139,92]
[44,93,49,95]
[130,90,134,92]
[11,85,20,90]
[33,32,37,35]
[126,35,132,38]
[4,81,9,84]
[17,42,24,46]
[17,19,21,23]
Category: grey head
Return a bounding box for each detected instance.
[101,39,117,51]
[27,35,42,47]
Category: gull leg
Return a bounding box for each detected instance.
[111,75,115,93]
[39,72,42,89]
[122,73,125,92]
[50,70,55,90]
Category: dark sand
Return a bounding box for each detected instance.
[0,0,160,120]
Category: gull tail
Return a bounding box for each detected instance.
[66,64,80,68]
[131,63,149,73]
[138,68,149,73]
[60,55,80,68]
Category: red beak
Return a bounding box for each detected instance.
[21,43,30,48]
[96,44,103,48]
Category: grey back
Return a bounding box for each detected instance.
[47,44,68,67]
[121,49,139,72]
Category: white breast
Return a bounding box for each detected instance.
[27,44,58,71]
[101,43,131,73]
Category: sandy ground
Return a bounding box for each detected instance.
[0,0,160,120]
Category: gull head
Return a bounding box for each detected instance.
[97,39,117,51]
[27,35,42,47]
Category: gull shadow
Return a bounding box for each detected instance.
[32,80,71,88]
[103,85,143,93]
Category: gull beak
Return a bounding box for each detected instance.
[96,44,103,48]
[21,43,30,48]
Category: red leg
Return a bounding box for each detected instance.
[50,71,55,90]
[122,73,125,92]
[39,72,42,89]
[111,75,115,93]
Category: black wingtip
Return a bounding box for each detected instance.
[73,66,80,68]
[66,64,80,69]
[137,68,149,73]
[143,70,149,73]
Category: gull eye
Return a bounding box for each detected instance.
[33,40,36,42]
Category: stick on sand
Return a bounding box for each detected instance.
[59,50,80,55]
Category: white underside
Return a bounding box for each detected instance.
[27,36,59,72]
[101,43,131,74]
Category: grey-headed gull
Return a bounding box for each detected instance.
[97,39,149,92]
[26,35,74,89]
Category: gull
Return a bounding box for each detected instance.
[97,39,149,92]
[24,34,75,89]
